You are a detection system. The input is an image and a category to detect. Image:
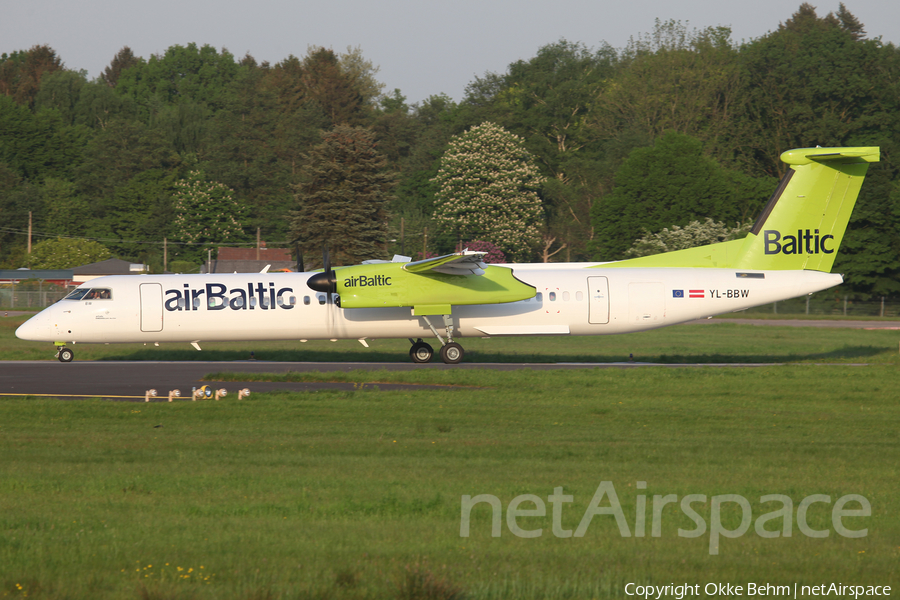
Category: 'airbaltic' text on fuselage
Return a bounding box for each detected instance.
[764,229,834,255]
[343,275,392,288]
[164,283,294,311]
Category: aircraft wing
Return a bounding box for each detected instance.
[403,251,488,276]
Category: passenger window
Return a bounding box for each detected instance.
[177,298,185,309]
[232,297,244,309]
[549,292,557,301]
[317,294,326,305]
[192,296,201,309]
[535,292,543,302]
[303,296,311,306]
[563,291,570,301]
[249,297,257,308]
[576,291,584,301]
[277,295,296,308]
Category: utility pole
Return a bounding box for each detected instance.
[423,227,428,259]
[163,238,168,273]
[256,227,261,261]
[27,212,32,255]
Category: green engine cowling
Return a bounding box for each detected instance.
[313,262,535,316]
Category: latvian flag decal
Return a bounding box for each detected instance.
[689,289,705,298]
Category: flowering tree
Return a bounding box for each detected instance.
[432,122,544,261]
[172,170,248,261]
[462,240,506,263]
[624,218,751,257]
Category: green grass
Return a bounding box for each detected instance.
[3,313,900,364]
[1,367,899,599]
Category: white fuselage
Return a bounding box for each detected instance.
[16,265,842,345]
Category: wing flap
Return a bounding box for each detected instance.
[403,250,488,276]
[474,325,570,336]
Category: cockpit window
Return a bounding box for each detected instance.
[63,288,112,301]
[63,288,90,301]
[84,288,112,300]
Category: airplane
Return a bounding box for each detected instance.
[16,145,879,364]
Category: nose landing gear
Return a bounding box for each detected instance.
[56,346,74,363]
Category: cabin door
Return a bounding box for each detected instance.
[140,283,164,332]
[587,276,609,324]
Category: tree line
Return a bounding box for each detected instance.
[1,3,898,298]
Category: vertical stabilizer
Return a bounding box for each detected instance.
[732,147,879,272]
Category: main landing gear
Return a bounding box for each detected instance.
[56,346,74,363]
[408,314,465,365]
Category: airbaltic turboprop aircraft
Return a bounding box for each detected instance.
[17,146,879,364]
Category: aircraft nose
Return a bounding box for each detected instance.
[15,312,54,341]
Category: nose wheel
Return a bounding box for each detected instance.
[56,346,74,363]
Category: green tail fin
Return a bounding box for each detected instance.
[601,146,879,271]
[732,146,879,271]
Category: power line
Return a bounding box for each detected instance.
[0,227,290,248]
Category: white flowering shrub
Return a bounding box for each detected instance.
[624,218,751,257]
[432,122,545,261]
[172,170,248,259]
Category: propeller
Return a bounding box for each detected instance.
[307,246,336,294]
[306,246,338,334]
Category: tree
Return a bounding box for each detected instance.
[461,240,505,263]
[0,94,85,181]
[28,237,111,269]
[0,45,64,107]
[590,132,752,260]
[34,70,87,125]
[624,218,750,257]
[299,47,367,127]
[100,46,141,88]
[114,43,239,120]
[337,46,385,107]
[594,21,746,167]
[40,178,88,237]
[737,4,896,176]
[459,41,618,258]
[171,170,249,262]
[431,122,544,261]
[290,125,396,265]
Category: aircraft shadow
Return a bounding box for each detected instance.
[101,344,886,364]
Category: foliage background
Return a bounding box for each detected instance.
[1,4,898,296]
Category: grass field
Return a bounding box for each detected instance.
[1,315,899,599]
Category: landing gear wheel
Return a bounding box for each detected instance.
[439,342,464,365]
[57,347,74,363]
[409,341,434,364]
